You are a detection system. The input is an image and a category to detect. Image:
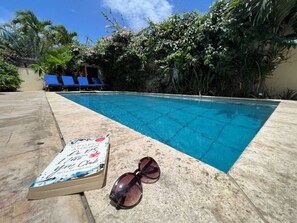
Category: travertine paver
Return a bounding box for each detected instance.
[47,92,272,223]
[0,92,88,223]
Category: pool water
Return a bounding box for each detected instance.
[60,93,278,172]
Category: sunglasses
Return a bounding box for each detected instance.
[109,157,160,209]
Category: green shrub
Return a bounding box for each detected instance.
[81,0,297,97]
[30,45,79,76]
[0,54,22,91]
[279,88,297,100]
[82,29,148,91]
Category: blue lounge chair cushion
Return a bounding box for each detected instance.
[92,78,109,87]
[78,77,101,87]
[61,76,79,87]
[44,74,62,86]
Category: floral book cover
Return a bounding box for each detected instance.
[31,137,109,188]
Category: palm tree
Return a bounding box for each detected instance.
[0,10,52,59]
[47,25,78,46]
[228,0,297,38]
[226,0,297,95]
[0,10,79,60]
[12,10,52,34]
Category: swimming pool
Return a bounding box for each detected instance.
[60,93,278,172]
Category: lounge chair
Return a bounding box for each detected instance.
[92,77,110,90]
[61,75,79,91]
[77,77,101,90]
[44,74,62,91]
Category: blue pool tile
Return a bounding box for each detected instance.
[188,117,225,140]
[217,125,257,150]
[167,110,197,126]
[100,107,127,118]
[113,112,144,128]
[154,105,181,114]
[203,109,236,123]
[132,109,162,123]
[117,105,143,113]
[231,114,262,129]
[201,142,243,173]
[146,116,183,141]
[181,105,210,115]
[136,125,163,141]
[167,128,213,159]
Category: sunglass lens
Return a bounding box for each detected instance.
[109,173,142,209]
[139,157,160,183]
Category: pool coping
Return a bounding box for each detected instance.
[46,91,297,223]
[59,90,282,102]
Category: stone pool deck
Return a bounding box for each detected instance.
[0,92,88,222]
[0,91,296,222]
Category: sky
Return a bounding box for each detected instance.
[0,0,216,43]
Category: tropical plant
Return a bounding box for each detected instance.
[0,10,78,61]
[0,10,52,59]
[227,0,297,38]
[101,9,123,32]
[84,0,297,97]
[143,11,226,95]
[81,24,148,91]
[225,0,297,96]
[30,45,79,76]
[0,52,22,91]
[11,10,52,34]
[46,25,78,46]
[29,63,45,77]
[279,88,297,100]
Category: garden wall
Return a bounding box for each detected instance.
[18,68,44,91]
[266,48,297,96]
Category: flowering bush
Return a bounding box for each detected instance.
[82,28,148,91]
[82,0,297,96]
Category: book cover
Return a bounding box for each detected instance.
[27,136,109,199]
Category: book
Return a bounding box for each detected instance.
[27,136,110,200]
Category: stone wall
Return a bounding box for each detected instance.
[265,48,297,96]
[18,68,44,91]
